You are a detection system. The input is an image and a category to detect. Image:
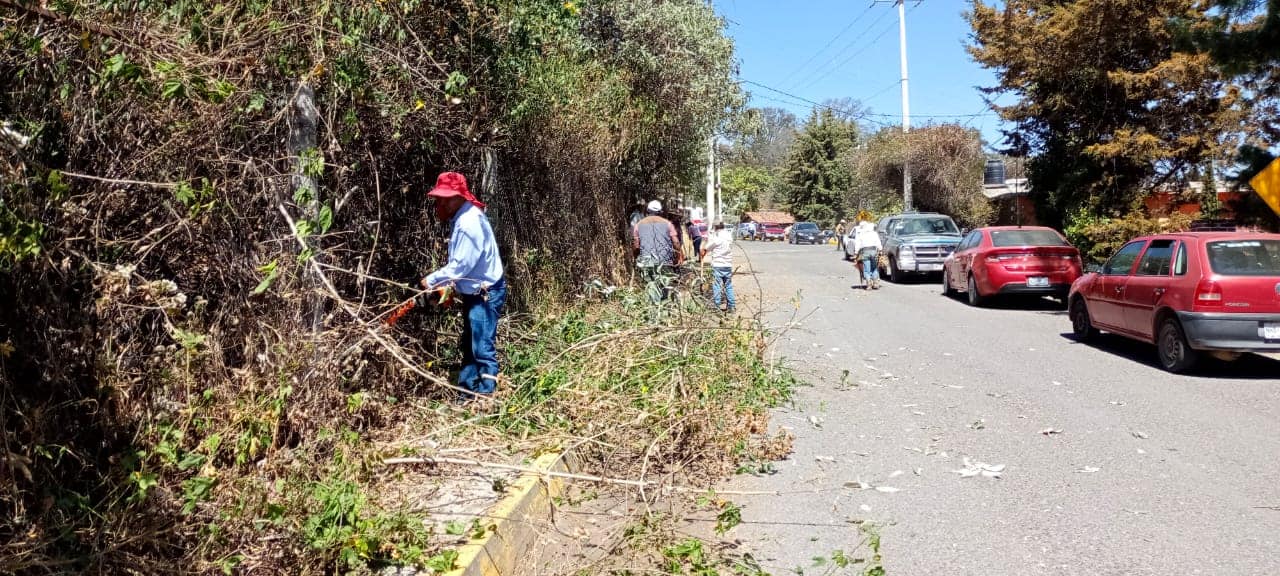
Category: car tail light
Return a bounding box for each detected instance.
[1195,278,1222,304]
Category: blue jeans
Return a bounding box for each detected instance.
[860,258,880,281]
[712,266,735,310]
[459,279,506,394]
[859,249,880,282]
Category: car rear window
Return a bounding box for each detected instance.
[796,223,819,230]
[1206,240,1280,276]
[894,217,959,235]
[990,230,1067,247]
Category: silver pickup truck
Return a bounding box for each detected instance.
[876,212,962,282]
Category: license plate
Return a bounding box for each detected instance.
[1264,323,1280,340]
[919,264,943,272]
[1027,276,1050,288]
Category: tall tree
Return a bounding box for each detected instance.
[783,109,858,224]
[723,106,798,169]
[967,0,1252,227]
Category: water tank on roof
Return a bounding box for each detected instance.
[984,159,1006,186]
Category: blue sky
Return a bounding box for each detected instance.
[714,0,1012,146]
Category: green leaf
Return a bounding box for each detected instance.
[316,205,333,234]
[181,475,218,515]
[130,471,158,503]
[162,78,186,100]
[177,451,207,471]
[252,259,280,295]
[444,520,466,535]
[425,549,459,572]
[246,92,267,113]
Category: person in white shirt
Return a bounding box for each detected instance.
[700,221,736,313]
[851,217,883,290]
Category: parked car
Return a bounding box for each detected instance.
[789,222,821,244]
[874,212,963,282]
[737,222,755,240]
[761,224,786,241]
[1068,232,1280,373]
[943,226,1083,307]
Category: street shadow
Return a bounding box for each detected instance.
[884,274,945,286]
[939,291,1069,314]
[1057,332,1280,380]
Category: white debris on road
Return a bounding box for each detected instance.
[954,457,1005,479]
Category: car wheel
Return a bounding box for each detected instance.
[941,267,954,296]
[1157,318,1200,373]
[966,275,986,307]
[1069,298,1099,341]
[888,257,902,283]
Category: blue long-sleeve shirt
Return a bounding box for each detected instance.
[424,203,504,294]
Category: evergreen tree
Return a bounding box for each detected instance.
[967,0,1253,227]
[783,109,858,223]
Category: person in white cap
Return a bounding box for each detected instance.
[632,200,682,303]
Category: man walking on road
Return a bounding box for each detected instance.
[421,172,506,397]
[633,200,682,303]
[687,218,704,261]
[851,216,882,290]
[835,219,848,251]
[700,221,736,313]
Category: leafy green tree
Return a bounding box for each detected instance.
[783,109,858,223]
[967,0,1252,227]
[719,164,775,214]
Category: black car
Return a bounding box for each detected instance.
[789,222,821,245]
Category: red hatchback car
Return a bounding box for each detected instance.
[943,226,1083,307]
[1068,232,1280,372]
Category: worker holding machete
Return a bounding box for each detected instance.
[420,172,506,398]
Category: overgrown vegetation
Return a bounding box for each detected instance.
[853,124,994,228]
[1065,211,1197,264]
[0,0,747,572]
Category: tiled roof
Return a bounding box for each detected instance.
[742,210,796,224]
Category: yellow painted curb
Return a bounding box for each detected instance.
[445,451,570,576]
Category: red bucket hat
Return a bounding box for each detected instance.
[427,172,486,210]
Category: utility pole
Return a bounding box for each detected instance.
[878,0,914,210]
[706,137,716,224]
[715,156,723,224]
[896,0,913,211]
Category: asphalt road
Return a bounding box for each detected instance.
[719,240,1280,576]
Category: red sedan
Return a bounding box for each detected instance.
[942,226,1083,307]
[1069,232,1280,372]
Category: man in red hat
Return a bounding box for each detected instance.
[421,172,506,396]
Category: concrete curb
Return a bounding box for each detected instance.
[445,452,571,576]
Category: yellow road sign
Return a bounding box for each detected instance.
[1249,157,1280,217]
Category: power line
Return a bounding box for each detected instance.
[738,79,895,127]
[787,9,893,91]
[861,79,904,104]
[799,1,921,93]
[739,78,997,121]
[776,3,876,86]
